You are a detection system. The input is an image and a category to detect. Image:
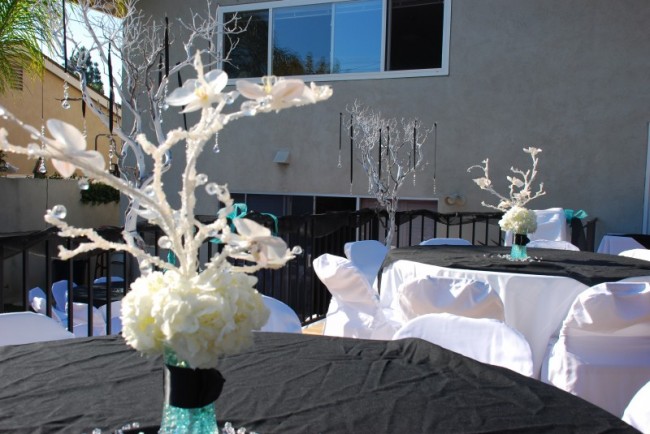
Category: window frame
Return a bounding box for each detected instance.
[218,0,451,82]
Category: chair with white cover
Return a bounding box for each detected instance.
[541,281,650,417]
[504,208,568,246]
[29,287,51,315]
[98,300,123,334]
[50,281,107,337]
[397,276,505,322]
[393,312,534,377]
[622,381,650,434]
[0,312,74,345]
[619,249,650,262]
[527,239,580,250]
[419,237,471,246]
[343,240,389,287]
[313,254,394,339]
[260,295,302,333]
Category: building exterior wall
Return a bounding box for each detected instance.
[135,0,650,244]
[0,57,119,177]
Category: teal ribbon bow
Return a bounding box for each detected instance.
[564,209,588,223]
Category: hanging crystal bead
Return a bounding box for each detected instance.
[61,81,71,109]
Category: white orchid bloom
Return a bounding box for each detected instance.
[226,218,294,268]
[46,119,105,178]
[167,54,229,113]
[507,176,524,188]
[473,177,491,189]
[236,76,313,113]
[523,147,542,156]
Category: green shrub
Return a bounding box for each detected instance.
[80,181,121,205]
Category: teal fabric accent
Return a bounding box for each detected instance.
[210,203,249,244]
[565,209,588,223]
[167,250,176,265]
[228,203,248,224]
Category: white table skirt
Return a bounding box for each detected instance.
[378,260,589,378]
[597,235,646,255]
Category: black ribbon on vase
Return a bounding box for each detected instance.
[164,364,225,409]
[513,233,530,246]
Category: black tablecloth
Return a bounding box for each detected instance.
[380,245,650,289]
[610,233,650,249]
[0,334,638,433]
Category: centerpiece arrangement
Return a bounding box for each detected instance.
[0,52,332,432]
[467,147,546,260]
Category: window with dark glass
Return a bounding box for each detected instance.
[386,0,444,70]
[223,10,269,79]
[220,0,447,78]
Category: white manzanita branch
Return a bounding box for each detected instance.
[0,61,331,281]
[347,101,431,247]
[468,147,546,211]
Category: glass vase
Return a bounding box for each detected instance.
[510,233,529,261]
[160,348,224,434]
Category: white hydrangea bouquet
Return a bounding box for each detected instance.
[0,53,332,369]
[467,147,546,242]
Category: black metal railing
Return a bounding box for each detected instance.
[0,209,597,332]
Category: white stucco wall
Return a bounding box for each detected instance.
[134,0,650,245]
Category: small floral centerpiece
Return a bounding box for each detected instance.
[0,52,332,431]
[468,147,545,260]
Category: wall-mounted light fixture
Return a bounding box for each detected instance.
[273,150,290,165]
[444,194,466,206]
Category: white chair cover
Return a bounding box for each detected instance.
[0,312,74,345]
[397,276,505,322]
[313,254,394,339]
[343,240,388,287]
[67,303,107,337]
[29,287,48,315]
[30,286,104,336]
[598,235,646,255]
[527,239,580,250]
[622,381,650,434]
[393,312,534,377]
[418,238,471,246]
[619,249,650,262]
[504,208,568,246]
[51,280,77,312]
[98,300,123,334]
[541,281,650,416]
[51,282,107,337]
[260,295,302,333]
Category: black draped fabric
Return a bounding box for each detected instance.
[0,334,638,433]
[379,245,650,289]
[612,233,650,249]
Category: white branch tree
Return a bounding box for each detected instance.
[347,102,431,247]
[43,0,245,239]
[0,0,332,279]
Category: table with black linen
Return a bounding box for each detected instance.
[0,333,639,433]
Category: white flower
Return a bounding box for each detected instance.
[46,120,105,178]
[225,218,295,269]
[237,76,331,113]
[473,177,491,189]
[506,176,524,188]
[524,147,542,156]
[166,53,230,113]
[121,270,269,369]
[499,206,537,234]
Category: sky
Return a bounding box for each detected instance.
[44,3,123,103]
